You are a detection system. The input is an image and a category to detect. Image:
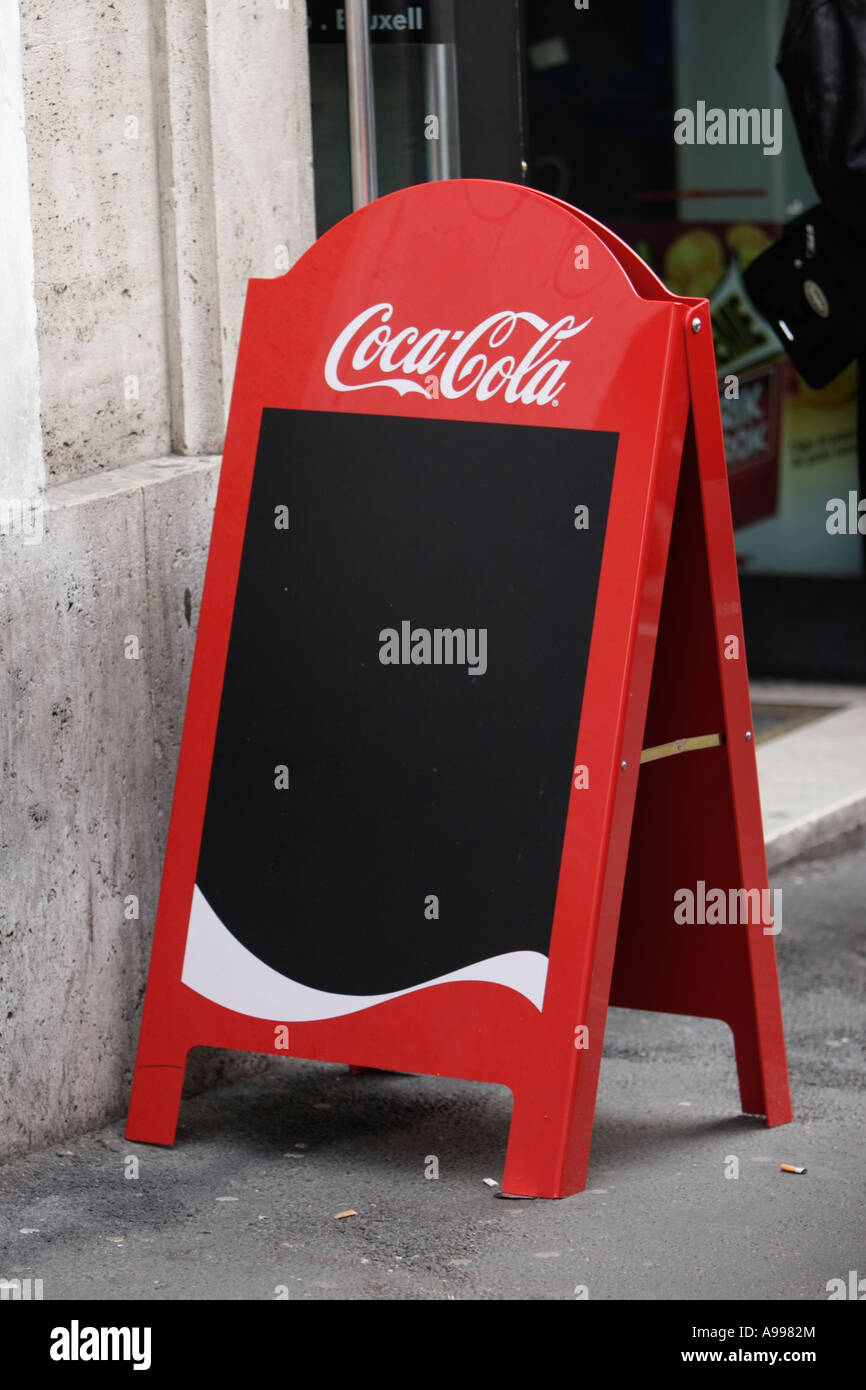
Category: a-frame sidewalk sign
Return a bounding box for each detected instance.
[127,180,793,1199]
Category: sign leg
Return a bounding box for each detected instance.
[126,1061,186,1145]
[610,418,792,1127]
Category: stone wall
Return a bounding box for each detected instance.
[0,0,315,1158]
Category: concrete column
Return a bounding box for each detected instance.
[205,0,316,412]
[151,0,226,455]
[152,0,315,452]
[0,0,44,500]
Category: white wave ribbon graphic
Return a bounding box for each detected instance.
[182,884,548,1022]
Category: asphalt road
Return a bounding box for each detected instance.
[1,833,864,1301]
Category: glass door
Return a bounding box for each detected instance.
[306,1,525,235]
[524,0,866,679]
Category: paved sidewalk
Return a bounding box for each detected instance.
[0,836,864,1301]
[752,681,866,868]
[1,682,863,1303]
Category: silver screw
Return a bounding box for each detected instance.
[691,317,702,333]
[620,760,627,770]
[745,731,752,741]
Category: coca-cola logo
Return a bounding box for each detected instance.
[324,303,592,406]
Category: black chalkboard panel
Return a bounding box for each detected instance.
[195,410,617,996]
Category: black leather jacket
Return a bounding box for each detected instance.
[777,0,866,230]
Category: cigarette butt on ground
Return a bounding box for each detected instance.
[780,1164,807,1174]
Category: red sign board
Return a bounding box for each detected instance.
[127,181,792,1198]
